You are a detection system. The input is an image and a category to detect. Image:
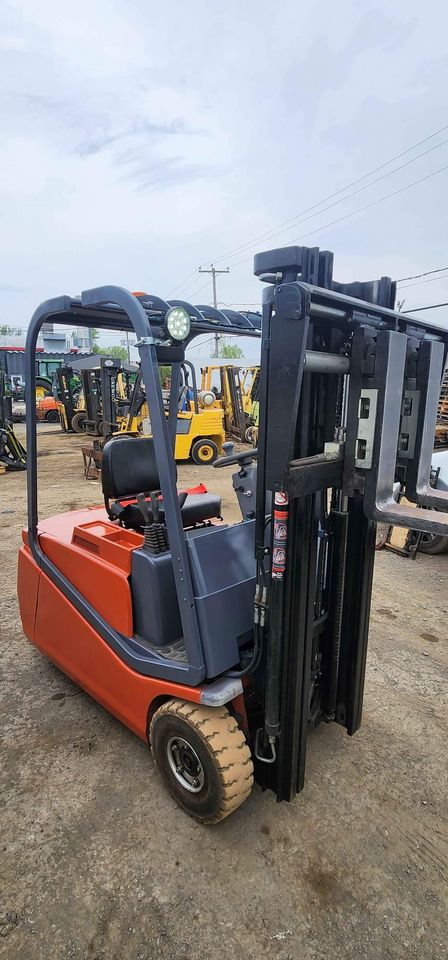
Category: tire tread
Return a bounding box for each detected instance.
[150,698,254,823]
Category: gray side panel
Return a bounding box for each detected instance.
[187,521,256,677]
[132,548,182,648]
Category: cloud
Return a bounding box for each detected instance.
[74,117,196,158]
[0,0,447,330]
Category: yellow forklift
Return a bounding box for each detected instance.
[120,360,225,464]
[200,364,255,442]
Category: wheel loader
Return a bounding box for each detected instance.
[18,249,448,823]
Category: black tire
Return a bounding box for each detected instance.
[245,425,257,445]
[35,377,52,399]
[416,533,448,555]
[191,439,219,465]
[45,409,60,424]
[71,411,87,434]
[150,699,253,824]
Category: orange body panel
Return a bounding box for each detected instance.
[17,505,205,740]
[36,396,57,420]
[38,534,133,635]
[19,547,202,739]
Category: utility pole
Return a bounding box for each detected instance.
[198,263,230,356]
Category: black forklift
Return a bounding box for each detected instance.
[19,249,448,822]
[68,354,137,438]
[0,370,27,471]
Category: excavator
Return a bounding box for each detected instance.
[18,247,448,823]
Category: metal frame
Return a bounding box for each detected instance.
[25,290,260,687]
[252,245,448,801]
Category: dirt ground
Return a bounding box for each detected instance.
[1,424,447,960]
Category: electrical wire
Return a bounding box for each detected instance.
[172,278,211,302]
[166,269,199,298]
[200,122,448,268]
[227,162,448,269]
[402,301,448,313]
[396,265,448,282]
[397,273,448,290]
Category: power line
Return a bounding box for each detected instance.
[200,122,448,268]
[396,265,448,282]
[167,269,199,298]
[397,273,448,290]
[224,142,448,269]
[227,162,448,269]
[402,301,448,313]
[174,278,211,302]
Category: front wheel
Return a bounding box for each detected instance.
[416,532,448,555]
[191,439,219,465]
[71,411,87,434]
[150,700,253,823]
[245,425,258,445]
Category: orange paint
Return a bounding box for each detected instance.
[19,546,202,741]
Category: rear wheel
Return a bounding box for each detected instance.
[245,425,258,445]
[45,409,60,423]
[191,439,219,465]
[415,532,448,555]
[35,377,52,399]
[71,411,87,434]
[150,699,253,823]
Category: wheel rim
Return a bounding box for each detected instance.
[198,444,214,462]
[166,736,205,793]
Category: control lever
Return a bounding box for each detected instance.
[136,493,151,525]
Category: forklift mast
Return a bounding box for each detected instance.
[55,366,79,429]
[252,245,448,799]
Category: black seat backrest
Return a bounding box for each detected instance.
[102,437,175,500]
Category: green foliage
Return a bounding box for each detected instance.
[159,365,171,384]
[0,325,22,336]
[92,344,129,362]
[218,341,244,359]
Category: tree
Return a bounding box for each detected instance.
[218,341,244,360]
[91,343,129,362]
[0,325,22,336]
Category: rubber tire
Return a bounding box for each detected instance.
[245,425,257,445]
[71,411,87,434]
[417,534,448,555]
[45,409,60,423]
[35,377,52,399]
[150,699,253,824]
[191,439,219,465]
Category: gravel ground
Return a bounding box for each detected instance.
[1,424,447,960]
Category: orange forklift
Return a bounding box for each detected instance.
[18,251,448,823]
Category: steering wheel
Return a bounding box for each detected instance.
[214,446,258,469]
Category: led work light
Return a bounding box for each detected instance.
[165,306,191,342]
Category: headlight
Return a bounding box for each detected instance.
[165,306,191,341]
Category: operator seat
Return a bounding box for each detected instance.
[101,436,221,530]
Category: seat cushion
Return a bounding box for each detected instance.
[112,492,221,530]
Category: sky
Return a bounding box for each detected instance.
[1,0,448,338]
